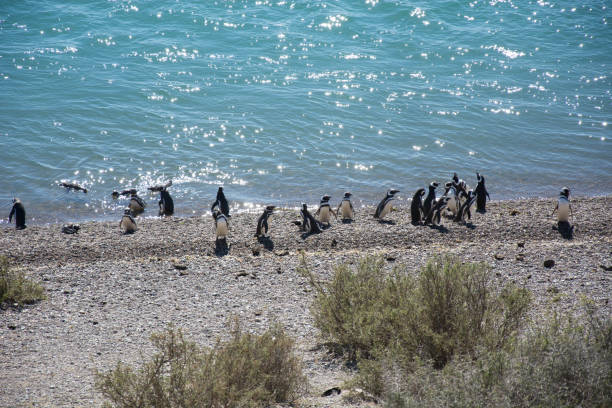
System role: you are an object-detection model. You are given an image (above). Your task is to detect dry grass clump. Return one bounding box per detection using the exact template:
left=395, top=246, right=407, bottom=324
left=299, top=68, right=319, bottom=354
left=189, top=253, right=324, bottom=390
left=96, top=321, right=305, bottom=408
left=0, top=256, right=45, bottom=306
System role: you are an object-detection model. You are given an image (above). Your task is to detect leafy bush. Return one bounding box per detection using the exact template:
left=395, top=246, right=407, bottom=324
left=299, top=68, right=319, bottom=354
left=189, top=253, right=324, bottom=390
left=300, top=254, right=531, bottom=396
left=96, top=321, right=305, bottom=408
left=0, top=256, right=45, bottom=306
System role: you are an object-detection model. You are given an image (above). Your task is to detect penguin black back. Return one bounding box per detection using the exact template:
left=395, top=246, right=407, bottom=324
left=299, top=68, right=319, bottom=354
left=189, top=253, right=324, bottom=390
left=255, top=205, right=275, bottom=237
left=301, top=204, right=322, bottom=234
left=212, top=187, right=230, bottom=217
left=9, top=198, right=26, bottom=230
left=422, top=182, right=438, bottom=218
left=159, top=189, right=174, bottom=216
left=474, top=173, right=490, bottom=212
left=411, top=188, right=425, bottom=225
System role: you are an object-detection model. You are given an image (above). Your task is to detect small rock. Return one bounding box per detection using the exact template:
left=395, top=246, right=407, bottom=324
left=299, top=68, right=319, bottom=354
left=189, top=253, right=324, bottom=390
left=7, top=324, right=17, bottom=330
left=510, top=209, right=520, bottom=216
left=527, top=274, right=532, bottom=279
left=276, top=267, right=282, bottom=274
left=515, top=254, right=525, bottom=261
left=92, top=321, right=98, bottom=325
left=600, top=265, right=612, bottom=271
left=517, top=242, right=525, bottom=248
left=235, top=271, right=248, bottom=279
left=254, top=310, right=262, bottom=316
left=331, top=239, right=338, bottom=248
left=322, top=387, right=341, bottom=397
left=274, top=250, right=289, bottom=257
left=544, top=259, right=555, bottom=268
left=173, top=264, right=187, bottom=271
left=386, top=256, right=396, bottom=262
left=494, top=253, right=504, bottom=260
left=178, top=270, right=188, bottom=276
left=252, top=248, right=260, bottom=256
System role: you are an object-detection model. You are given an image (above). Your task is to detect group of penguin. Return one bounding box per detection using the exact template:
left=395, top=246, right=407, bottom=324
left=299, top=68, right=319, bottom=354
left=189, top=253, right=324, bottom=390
left=7, top=173, right=575, bottom=243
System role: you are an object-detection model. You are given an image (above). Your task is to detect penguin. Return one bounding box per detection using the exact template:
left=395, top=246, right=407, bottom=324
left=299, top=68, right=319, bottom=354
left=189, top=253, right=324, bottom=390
left=8, top=198, right=26, bottom=230
left=111, top=191, right=120, bottom=199
left=60, top=182, right=87, bottom=193
left=422, top=182, right=439, bottom=219
left=158, top=189, right=174, bottom=216
left=374, top=189, right=399, bottom=220
left=454, top=190, right=477, bottom=223
left=443, top=182, right=459, bottom=217
left=410, top=188, right=425, bottom=225
left=211, top=187, right=230, bottom=217
left=119, top=208, right=137, bottom=234
left=424, top=197, right=450, bottom=225
left=474, top=173, right=490, bottom=212
left=255, top=206, right=275, bottom=238
left=213, top=209, right=229, bottom=241
left=128, top=192, right=146, bottom=216
left=61, top=224, right=80, bottom=234
left=552, top=187, right=572, bottom=222
left=301, top=203, right=322, bottom=234
left=336, top=192, right=354, bottom=221
left=315, top=195, right=336, bottom=226
left=452, top=172, right=459, bottom=184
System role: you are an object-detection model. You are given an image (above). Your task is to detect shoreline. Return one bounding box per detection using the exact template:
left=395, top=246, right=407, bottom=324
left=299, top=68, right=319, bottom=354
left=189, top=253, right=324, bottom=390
left=1, top=196, right=610, bottom=407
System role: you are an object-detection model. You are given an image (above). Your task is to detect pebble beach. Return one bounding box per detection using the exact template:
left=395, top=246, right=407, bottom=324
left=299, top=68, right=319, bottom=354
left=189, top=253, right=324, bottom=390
left=1, top=196, right=611, bottom=407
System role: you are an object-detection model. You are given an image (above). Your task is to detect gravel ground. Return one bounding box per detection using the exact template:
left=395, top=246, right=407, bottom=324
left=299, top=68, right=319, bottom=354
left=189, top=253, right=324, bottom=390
left=1, top=196, right=611, bottom=407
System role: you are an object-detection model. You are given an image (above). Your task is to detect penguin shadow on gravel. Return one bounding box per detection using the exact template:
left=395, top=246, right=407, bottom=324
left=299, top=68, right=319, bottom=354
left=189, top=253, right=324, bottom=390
left=215, top=238, right=229, bottom=256
left=377, top=219, right=396, bottom=225
left=428, top=224, right=449, bottom=233
left=555, top=221, right=574, bottom=240
left=257, top=235, right=274, bottom=250
left=341, top=218, right=353, bottom=224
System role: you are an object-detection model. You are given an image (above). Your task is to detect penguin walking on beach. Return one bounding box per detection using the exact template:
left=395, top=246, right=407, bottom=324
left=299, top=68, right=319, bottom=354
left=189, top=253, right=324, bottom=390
left=443, top=182, right=459, bottom=218
left=552, top=187, right=572, bottom=222
left=424, top=197, right=450, bottom=226
left=411, top=188, right=425, bottom=225
left=474, top=173, right=490, bottom=213
left=211, top=187, right=230, bottom=217
left=128, top=191, right=146, bottom=216
left=300, top=203, right=322, bottom=234
left=374, top=189, right=399, bottom=220
left=454, top=190, right=477, bottom=223
left=336, top=192, right=354, bottom=221
left=422, top=182, right=439, bottom=219
left=255, top=206, right=275, bottom=238
left=8, top=198, right=26, bottom=230
left=149, top=181, right=174, bottom=216
left=119, top=208, right=137, bottom=234
left=213, top=209, right=229, bottom=242
left=315, top=195, right=336, bottom=226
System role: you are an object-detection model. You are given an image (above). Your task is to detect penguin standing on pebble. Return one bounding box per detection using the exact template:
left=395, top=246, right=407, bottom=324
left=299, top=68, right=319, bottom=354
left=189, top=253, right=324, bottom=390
left=8, top=198, right=26, bottom=230
left=211, top=187, right=230, bottom=217
left=474, top=173, right=490, bottom=213
left=374, top=189, right=399, bottom=220
left=411, top=188, right=425, bottom=225
left=424, top=197, right=450, bottom=226
left=119, top=208, right=137, bottom=234
left=255, top=206, right=275, bottom=238
left=454, top=190, right=477, bottom=223
left=336, top=192, right=354, bottom=221
left=552, top=187, right=572, bottom=222
left=213, top=209, right=229, bottom=242
left=300, top=203, right=322, bottom=234
left=315, top=195, right=336, bottom=226
left=422, top=182, right=439, bottom=219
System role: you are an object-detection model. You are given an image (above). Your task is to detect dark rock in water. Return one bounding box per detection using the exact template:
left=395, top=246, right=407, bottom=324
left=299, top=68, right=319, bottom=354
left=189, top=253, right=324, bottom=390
left=544, top=259, right=555, bottom=268
left=322, top=387, right=341, bottom=397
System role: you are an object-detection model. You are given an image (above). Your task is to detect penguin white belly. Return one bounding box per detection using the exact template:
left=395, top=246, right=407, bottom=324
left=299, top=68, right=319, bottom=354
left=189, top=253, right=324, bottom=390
left=447, top=196, right=457, bottom=215
left=319, top=206, right=331, bottom=224
left=120, top=217, right=137, bottom=233
left=340, top=201, right=353, bottom=219
left=379, top=200, right=394, bottom=219
left=129, top=199, right=144, bottom=214
left=216, top=219, right=228, bottom=239
left=557, top=200, right=570, bottom=222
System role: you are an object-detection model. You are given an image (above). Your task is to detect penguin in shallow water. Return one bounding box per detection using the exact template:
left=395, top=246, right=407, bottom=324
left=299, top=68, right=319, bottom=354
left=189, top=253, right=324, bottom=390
left=255, top=206, right=275, bottom=238
left=60, top=182, right=87, bottom=193
left=552, top=187, right=572, bottom=222
left=149, top=181, right=174, bottom=217
left=315, top=195, right=336, bottom=226
left=411, top=188, right=425, bottom=225
left=120, top=208, right=137, bottom=234
left=213, top=209, right=229, bottom=242
left=474, top=173, right=490, bottom=212
left=211, top=187, right=230, bottom=217
left=336, top=192, right=354, bottom=221
left=374, top=189, right=399, bottom=220
left=422, top=182, right=439, bottom=219
left=128, top=191, right=146, bottom=216
left=300, top=203, right=322, bottom=234
left=9, top=198, right=26, bottom=230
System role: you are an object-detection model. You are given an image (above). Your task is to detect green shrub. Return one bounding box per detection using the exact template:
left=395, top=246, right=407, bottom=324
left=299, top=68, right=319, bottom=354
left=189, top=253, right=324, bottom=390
left=0, top=256, right=45, bottom=305
left=300, top=254, right=531, bottom=396
left=96, top=321, right=305, bottom=408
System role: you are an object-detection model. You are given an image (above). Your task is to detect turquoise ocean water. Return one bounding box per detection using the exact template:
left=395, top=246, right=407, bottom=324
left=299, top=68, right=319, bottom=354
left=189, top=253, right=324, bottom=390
left=1, top=0, right=610, bottom=224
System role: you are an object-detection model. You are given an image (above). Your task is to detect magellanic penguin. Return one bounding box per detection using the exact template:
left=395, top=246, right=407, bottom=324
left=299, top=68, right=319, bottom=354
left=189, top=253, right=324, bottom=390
left=148, top=181, right=174, bottom=217
left=60, top=182, right=87, bottom=193
left=211, top=187, right=230, bottom=217
left=374, top=189, right=399, bottom=220
left=422, top=182, right=439, bottom=219
left=336, top=192, right=354, bottom=221
left=552, top=187, right=572, bottom=222
left=9, top=198, right=26, bottom=230
left=128, top=192, right=146, bottom=216
left=454, top=190, right=477, bottom=223
left=425, top=196, right=450, bottom=226
left=120, top=208, right=137, bottom=234
left=315, top=195, right=336, bottom=226
left=474, top=173, right=490, bottom=212
left=213, top=209, right=229, bottom=242
left=410, top=188, right=426, bottom=225
left=301, top=203, right=322, bottom=234
left=255, top=206, right=275, bottom=238
left=443, top=182, right=459, bottom=217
